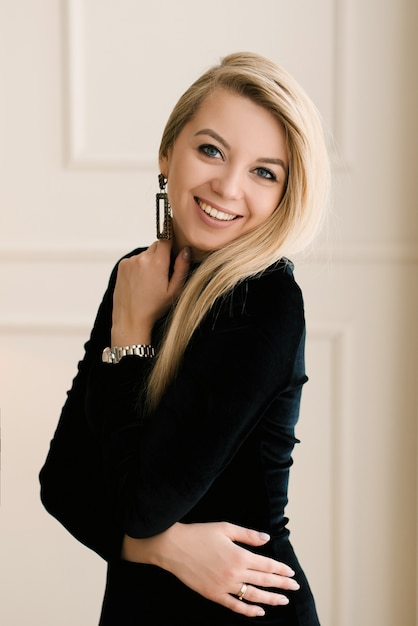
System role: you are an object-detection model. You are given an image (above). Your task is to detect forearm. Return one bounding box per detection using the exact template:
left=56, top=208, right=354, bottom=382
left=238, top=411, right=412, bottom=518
left=121, top=524, right=179, bottom=566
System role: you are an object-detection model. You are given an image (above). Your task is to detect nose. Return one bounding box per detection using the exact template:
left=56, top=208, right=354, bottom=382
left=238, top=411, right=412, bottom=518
left=211, top=166, right=244, bottom=201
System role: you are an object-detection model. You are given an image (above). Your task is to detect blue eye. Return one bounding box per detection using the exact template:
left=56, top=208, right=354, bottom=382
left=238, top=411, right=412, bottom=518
left=255, top=167, right=276, bottom=181
left=199, top=144, right=223, bottom=159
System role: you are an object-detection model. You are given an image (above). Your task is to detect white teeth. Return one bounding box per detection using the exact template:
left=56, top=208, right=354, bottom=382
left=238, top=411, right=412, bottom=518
left=198, top=200, right=236, bottom=221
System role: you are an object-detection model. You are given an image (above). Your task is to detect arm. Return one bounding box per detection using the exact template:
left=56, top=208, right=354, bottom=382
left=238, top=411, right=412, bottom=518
left=88, top=242, right=305, bottom=615
left=94, top=252, right=306, bottom=538
left=122, top=522, right=299, bottom=617
left=40, top=242, right=303, bottom=617
left=39, top=242, right=190, bottom=559
left=39, top=249, right=144, bottom=561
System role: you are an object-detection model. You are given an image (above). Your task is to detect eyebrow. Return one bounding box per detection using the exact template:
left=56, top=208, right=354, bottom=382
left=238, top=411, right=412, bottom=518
left=194, top=128, right=230, bottom=150
left=194, top=128, right=288, bottom=174
left=256, top=157, right=288, bottom=174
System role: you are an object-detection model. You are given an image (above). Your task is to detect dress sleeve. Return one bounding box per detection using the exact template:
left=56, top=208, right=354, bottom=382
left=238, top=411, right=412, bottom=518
left=39, top=249, right=149, bottom=561
left=89, top=267, right=307, bottom=539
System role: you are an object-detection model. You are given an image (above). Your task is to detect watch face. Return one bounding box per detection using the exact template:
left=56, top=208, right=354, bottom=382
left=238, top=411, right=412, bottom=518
left=102, top=347, right=113, bottom=363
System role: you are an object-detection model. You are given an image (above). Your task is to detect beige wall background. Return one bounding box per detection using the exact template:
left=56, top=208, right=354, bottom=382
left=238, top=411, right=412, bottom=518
left=0, top=1, right=417, bottom=624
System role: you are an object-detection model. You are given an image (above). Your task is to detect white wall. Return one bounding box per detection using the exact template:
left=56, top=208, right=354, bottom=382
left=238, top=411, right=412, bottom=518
left=0, top=1, right=416, bottom=624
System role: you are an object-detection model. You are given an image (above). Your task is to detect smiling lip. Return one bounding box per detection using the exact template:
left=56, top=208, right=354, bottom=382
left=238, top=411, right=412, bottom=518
left=195, top=198, right=241, bottom=223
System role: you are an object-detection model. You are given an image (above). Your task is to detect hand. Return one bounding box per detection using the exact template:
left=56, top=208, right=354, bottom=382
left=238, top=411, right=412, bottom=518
left=111, top=240, right=191, bottom=345
left=122, top=522, right=299, bottom=618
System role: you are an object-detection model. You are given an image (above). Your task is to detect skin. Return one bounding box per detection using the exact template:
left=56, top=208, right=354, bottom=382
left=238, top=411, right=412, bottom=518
left=111, top=90, right=299, bottom=618
left=162, top=88, right=288, bottom=261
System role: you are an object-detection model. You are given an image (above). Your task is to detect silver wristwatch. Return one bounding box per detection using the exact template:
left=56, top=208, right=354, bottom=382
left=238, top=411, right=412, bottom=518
left=102, top=344, right=155, bottom=364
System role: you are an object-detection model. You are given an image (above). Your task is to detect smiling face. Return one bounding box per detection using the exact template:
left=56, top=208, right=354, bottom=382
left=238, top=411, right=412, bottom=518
left=160, top=89, right=289, bottom=260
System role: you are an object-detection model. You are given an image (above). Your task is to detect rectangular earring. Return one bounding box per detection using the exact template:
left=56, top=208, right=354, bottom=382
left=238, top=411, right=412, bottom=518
left=156, top=174, right=171, bottom=240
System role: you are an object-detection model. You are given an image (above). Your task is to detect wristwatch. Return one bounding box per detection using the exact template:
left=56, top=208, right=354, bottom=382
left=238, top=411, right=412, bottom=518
left=102, top=344, right=155, bottom=364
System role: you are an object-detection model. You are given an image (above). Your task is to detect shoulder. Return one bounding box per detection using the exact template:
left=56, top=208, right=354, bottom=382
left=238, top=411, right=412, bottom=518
left=208, top=258, right=305, bottom=344
left=225, top=258, right=303, bottom=320
left=196, top=260, right=306, bottom=382
left=246, top=258, right=302, bottom=311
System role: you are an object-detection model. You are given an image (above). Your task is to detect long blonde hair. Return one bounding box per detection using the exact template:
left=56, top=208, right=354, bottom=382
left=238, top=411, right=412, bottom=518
left=147, top=52, right=330, bottom=410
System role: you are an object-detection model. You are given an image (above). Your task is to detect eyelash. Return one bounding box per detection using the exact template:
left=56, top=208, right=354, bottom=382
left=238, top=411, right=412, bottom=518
left=198, top=144, right=277, bottom=182
left=199, top=144, right=223, bottom=159
left=253, top=167, right=277, bottom=181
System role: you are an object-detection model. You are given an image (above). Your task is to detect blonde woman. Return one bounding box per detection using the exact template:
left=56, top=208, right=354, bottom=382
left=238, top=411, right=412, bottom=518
left=40, top=52, right=330, bottom=625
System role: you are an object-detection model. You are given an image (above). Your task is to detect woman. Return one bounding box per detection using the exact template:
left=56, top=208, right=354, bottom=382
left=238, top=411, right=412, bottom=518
left=40, top=52, right=330, bottom=625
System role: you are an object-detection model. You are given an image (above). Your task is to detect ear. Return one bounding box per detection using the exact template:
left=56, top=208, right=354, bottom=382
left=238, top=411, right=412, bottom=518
left=159, top=154, right=169, bottom=178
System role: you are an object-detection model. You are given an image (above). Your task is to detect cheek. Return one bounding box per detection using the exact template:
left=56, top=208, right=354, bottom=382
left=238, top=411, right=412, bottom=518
left=256, top=194, right=280, bottom=222
left=168, top=163, right=195, bottom=197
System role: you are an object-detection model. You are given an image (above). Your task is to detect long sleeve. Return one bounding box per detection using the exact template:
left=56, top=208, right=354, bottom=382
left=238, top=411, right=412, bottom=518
left=86, top=260, right=307, bottom=539
left=39, top=248, right=147, bottom=561
left=40, top=253, right=307, bottom=557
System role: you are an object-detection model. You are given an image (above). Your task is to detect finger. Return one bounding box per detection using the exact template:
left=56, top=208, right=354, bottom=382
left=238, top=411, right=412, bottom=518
left=210, top=577, right=295, bottom=618
left=221, top=593, right=267, bottom=618
left=221, top=521, right=271, bottom=547
left=222, top=523, right=293, bottom=574
left=140, top=240, right=171, bottom=279
left=234, top=583, right=290, bottom=607
left=148, top=241, right=159, bottom=253
left=168, top=247, right=191, bottom=297
left=246, top=551, right=296, bottom=578
left=244, top=570, right=300, bottom=592
left=219, top=522, right=297, bottom=580
left=153, top=238, right=172, bottom=255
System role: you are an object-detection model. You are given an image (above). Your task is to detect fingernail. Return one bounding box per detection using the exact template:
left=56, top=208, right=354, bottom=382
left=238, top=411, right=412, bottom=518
left=288, top=568, right=295, bottom=576
left=255, top=608, right=265, bottom=617
left=259, top=532, right=270, bottom=541
left=289, top=580, right=300, bottom=590
left=182, top=246, right=191, bottom=261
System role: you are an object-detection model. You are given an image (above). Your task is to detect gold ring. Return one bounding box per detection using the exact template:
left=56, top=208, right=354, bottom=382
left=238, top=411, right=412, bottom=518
left=237, top=583, right=248, bottom=601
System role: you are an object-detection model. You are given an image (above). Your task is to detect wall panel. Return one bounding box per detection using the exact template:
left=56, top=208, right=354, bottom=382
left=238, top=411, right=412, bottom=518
left=65, top=0, right=336, bottom=169
left=0, top=0, right=416, bottom=624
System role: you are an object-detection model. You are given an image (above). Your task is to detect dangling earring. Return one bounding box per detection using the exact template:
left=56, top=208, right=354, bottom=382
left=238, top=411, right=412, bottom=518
left=156, top=174, right=171, bottom=240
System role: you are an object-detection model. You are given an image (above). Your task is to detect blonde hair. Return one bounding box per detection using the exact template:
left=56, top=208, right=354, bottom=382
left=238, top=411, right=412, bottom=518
left=147, top=51, right=330, bottom=410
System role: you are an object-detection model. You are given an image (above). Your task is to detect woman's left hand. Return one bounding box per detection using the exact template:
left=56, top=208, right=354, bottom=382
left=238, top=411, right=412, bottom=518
left=121, top=522, right=299, bottom=618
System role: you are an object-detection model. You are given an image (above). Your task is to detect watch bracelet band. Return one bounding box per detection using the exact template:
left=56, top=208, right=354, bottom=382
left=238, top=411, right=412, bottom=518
left=102, top=344, right=155, bottom=364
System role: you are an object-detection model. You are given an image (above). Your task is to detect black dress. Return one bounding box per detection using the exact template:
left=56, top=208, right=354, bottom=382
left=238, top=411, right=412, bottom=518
left=39, top=249, right=321, bottom=625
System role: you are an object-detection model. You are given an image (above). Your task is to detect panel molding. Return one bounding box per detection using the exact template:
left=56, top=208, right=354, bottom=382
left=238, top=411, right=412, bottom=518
left=64, top=0, right=156, bottom=169
left=64, top=0, right=347, bottom=170
left=0, top=320, right=90, bottom=335
left=1, top=242, right=416, bottom=264
left=309, top=242, right=418, bottom=264
left=0, top=318, right=352, bottom=625
left=331, top=0, right=351, bottom=167
left=307, top=324, right=352, bottom=625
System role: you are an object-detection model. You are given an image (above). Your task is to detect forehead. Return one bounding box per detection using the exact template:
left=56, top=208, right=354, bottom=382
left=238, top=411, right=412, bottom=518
left=182, top=88, right=287, bottom=159
left=192, top=88, right=279, bottom=128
